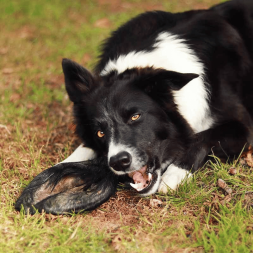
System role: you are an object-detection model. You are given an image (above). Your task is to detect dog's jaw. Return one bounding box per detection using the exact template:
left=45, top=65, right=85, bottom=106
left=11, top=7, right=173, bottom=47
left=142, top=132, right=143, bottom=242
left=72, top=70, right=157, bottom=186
left=128, top=162, right=193, bottom=195
left=137, top=170, right=161, bottom=196
left=128, top=165, right=151, bottom=191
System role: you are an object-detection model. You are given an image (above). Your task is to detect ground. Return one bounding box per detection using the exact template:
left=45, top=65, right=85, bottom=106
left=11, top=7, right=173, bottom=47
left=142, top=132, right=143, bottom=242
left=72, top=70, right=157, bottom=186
left=1, top=0, right=253, bottom=252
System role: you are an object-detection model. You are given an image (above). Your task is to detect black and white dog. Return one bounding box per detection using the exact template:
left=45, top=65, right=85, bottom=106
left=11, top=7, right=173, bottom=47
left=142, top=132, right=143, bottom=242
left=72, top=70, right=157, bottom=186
left=16, top=0, right=253, bottom=214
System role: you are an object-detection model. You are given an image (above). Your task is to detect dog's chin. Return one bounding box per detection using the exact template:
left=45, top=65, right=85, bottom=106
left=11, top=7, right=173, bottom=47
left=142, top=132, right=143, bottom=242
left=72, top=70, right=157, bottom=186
left=128, top=165, right=161, bottom=196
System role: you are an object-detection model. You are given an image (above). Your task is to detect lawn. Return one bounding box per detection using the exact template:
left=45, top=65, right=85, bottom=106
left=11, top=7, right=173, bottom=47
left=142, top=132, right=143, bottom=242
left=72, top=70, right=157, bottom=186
left=1, top=0, right=253, bottom=252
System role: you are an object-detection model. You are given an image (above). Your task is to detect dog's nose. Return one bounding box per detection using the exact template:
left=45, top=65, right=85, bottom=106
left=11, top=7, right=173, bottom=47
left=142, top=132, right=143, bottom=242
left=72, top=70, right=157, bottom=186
left=109, top=151, right=132, bottom=171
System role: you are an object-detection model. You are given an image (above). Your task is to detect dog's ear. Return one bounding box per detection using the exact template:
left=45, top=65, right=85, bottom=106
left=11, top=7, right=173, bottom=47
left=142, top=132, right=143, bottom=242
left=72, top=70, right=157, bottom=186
left=157, top=70, right=199, bottom=91
left=137, top=69, right=199, bottom=93
left=62, top=58, right=96, bottom=103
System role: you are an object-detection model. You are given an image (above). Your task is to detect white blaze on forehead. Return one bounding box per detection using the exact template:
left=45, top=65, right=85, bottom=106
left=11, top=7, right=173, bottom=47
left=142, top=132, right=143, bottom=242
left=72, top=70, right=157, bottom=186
left=108, top=141, right=144, bottom=175
left=100, top=32, right=213, bottom=133
left=158, top=164, right=192, bottom=193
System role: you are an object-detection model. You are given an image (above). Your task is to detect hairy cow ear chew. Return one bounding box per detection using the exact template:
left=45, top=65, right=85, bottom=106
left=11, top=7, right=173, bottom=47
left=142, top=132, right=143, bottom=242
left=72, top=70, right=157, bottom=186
left=15, top=157, right=119, bottom=215
left=62, top=58, right=95, bottom=103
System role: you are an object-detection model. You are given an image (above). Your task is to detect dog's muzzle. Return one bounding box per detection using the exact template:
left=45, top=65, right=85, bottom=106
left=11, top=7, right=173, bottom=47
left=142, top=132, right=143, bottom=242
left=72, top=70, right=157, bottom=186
left=109, top=151, right=132, bottom=171
left=109, top=152, right=161, bottom=195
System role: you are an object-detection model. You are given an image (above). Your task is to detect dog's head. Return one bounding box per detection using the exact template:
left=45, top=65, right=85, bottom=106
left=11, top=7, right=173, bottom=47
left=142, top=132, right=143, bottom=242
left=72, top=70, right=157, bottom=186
left=62, top=59, right=198, bottom=195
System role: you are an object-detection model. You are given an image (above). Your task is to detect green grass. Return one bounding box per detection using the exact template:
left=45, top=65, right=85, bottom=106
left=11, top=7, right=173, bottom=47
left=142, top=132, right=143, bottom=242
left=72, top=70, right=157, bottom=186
left=2, top=0, right=253, bottom=252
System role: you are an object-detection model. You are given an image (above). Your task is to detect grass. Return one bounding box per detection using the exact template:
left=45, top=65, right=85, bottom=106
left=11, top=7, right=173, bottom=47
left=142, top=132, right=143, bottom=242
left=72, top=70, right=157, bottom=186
left=1, top=0, right=253, bottom=252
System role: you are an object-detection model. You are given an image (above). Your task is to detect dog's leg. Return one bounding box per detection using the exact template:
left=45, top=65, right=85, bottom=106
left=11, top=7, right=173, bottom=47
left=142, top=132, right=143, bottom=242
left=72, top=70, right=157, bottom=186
left=158, top=164, right=192, bottom=193
left=60, top=144, right=97, bottom=163
left=159, top=120, right=251, bottom=194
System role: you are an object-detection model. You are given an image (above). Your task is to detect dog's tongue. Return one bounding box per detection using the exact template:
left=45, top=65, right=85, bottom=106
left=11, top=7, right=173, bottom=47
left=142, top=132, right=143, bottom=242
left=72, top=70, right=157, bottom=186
left=128, top=165, right=152, bottom=191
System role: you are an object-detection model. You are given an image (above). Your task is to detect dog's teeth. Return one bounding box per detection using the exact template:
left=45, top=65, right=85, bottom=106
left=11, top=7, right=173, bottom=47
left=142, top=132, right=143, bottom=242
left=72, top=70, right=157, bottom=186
left=130, top=183, right=143, bottom=191
left=130, top=183, right=138, bottom=189
left=148, top=173, right=152, bottom=181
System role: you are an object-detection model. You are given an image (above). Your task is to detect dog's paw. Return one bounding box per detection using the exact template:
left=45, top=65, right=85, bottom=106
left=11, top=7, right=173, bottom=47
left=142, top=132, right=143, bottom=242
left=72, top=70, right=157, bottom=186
left=158, top=164, right=192, bottom=194
left=15, top=157, right=118, bottom=214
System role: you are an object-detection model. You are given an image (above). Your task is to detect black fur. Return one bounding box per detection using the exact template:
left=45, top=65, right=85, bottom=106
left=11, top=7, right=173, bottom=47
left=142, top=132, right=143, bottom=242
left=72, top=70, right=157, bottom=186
left=15, top=157, right=118, bottom=214
left=16, top=0, right=253, bottom=214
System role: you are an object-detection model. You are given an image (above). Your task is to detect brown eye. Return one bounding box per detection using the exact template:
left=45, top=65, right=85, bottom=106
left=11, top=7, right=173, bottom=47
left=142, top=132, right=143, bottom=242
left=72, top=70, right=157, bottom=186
left=97, top=130, right=105, bottom=138
left=131, top=114, right=140, bottom=121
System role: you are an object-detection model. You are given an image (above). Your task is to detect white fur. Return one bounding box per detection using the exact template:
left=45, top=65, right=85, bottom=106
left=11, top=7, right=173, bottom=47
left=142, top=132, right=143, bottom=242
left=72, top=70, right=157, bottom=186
left=60, top=144, right=97, bottom=163
left=108, top=141, right=145, bottom=175
left=161, top=160, right=172, bottom=171
left=158, top=164, right=192, bottom=193
left=101, top=32, right=213, bottom=133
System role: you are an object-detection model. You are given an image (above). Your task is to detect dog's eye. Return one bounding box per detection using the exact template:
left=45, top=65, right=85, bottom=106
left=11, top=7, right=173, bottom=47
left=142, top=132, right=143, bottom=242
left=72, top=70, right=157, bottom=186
left=131, top=114, right=140, bottom=121
left=97, top=130, right=105, bottom=138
